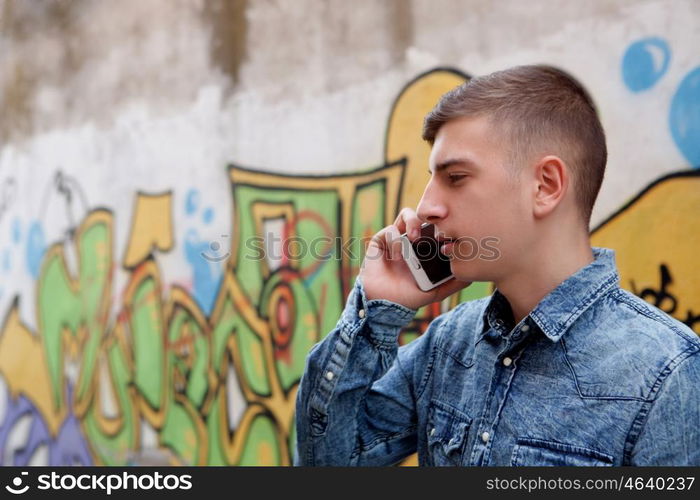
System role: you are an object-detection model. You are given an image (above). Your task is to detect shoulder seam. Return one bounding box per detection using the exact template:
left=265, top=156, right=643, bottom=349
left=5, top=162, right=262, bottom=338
left=611, top=288, right=700, bottom=347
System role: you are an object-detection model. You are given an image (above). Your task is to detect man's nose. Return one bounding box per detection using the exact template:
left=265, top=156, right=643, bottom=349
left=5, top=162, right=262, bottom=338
left=416, top=186, right=448, bottom=223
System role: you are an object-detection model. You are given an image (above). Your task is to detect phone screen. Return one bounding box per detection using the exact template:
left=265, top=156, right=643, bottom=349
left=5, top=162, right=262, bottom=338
left=412, top=223, right=453, bottom=284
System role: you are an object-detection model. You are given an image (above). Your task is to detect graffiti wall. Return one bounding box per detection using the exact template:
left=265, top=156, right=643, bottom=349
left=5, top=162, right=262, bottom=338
left=0, top=0, right=698, bottom=466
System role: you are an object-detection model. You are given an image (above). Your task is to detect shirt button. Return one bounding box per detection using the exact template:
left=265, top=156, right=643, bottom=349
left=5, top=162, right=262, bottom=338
left=485, top=329, right=501, bottom=343
left=325, top=371, right=334, bottom=381
left=430, top=428, right=436, bottom=437
left=502, top=357, right=512, bottom=367
left=481, top=431, right=490, bottom=443
left=358, top=308, right=365, bottom=319
left=521, top=324, right=530, bottom=333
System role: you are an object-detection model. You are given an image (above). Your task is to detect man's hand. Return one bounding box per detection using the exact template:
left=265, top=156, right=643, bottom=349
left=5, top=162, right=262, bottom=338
left=359, top=207, right=471, bottom=311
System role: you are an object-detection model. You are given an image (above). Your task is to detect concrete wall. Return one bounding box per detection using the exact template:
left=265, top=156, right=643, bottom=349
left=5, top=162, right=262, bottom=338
left=0, top=0, right=698, bottom=465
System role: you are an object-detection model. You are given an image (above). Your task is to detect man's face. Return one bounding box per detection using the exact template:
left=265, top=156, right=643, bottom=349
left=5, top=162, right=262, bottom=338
left=417, top=115, right=533, bottom=283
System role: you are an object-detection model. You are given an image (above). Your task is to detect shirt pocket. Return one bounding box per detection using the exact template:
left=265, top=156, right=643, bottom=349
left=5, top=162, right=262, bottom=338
left=511, top=438, right=614, bottom=466
left=426, top=400, right=472, bottom=466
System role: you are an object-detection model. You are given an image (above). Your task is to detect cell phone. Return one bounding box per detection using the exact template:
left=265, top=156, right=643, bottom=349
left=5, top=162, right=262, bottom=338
left=400, top=222, right=455, bottom=291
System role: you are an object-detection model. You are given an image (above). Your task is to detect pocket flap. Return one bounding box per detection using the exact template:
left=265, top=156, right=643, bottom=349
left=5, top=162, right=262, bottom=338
left=512, top=438, right=614, bottom=466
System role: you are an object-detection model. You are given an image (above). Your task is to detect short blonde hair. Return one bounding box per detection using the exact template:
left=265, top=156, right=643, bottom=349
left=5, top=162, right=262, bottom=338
left=423, top=65, right=607, bottom=227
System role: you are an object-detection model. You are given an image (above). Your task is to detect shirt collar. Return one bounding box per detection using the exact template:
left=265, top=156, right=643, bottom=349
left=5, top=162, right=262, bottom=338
left=480, top=247, right=620, bottom=343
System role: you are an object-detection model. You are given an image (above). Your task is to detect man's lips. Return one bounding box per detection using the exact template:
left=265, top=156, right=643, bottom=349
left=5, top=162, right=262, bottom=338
left=440, top=240, right=455, bottom=255
left=434, top=233, right=455, bottom=254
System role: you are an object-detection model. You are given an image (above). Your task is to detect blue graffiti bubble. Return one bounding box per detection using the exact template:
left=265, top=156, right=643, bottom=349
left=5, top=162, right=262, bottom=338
left=184, top=229, right=224, bottom=315
left=185, top=189, right=200, bottom=215
left=26, top=221, right=46, bottom=278
left=12, top=218, right=21, bottom=244
left=202, top=207, right=214, bottom=225
left=622, top=37, right=671, bottom=92
left=670, top=66, right=700, bottom=168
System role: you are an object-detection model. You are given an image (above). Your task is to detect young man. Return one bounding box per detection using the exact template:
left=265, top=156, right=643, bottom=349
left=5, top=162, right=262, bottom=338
left=294, top=65, right=700, bottom=466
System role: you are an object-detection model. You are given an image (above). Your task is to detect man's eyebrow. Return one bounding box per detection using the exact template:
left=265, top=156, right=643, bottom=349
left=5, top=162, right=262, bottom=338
left=427, top=158, right=479, bottom=175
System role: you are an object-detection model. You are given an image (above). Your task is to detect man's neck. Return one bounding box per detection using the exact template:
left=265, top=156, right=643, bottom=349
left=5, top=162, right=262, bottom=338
left=494, top=237, right=594, bottom=325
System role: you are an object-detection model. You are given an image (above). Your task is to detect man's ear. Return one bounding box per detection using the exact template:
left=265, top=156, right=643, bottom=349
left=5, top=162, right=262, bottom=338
left=532, top=155, right=568, bottom=219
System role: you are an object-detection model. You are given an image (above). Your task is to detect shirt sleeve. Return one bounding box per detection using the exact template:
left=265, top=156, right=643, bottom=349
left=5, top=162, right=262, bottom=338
left=293, top=275, right=443, bottom=466
left=629, top=350, right=700, bottom=465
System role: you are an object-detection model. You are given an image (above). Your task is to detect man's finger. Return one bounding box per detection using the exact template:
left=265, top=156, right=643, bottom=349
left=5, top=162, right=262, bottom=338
left=394, top=207, right=422, bottom=240
left=386, top=225, right=404, bottom=261
left=393, top=208, right=409, bottom=234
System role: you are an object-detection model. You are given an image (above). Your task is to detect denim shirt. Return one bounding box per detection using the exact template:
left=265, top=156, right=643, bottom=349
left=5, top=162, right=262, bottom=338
left=294, top=247, right=700, bottom=466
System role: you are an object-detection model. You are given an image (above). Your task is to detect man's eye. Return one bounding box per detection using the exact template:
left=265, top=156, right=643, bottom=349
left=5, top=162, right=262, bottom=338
left=448, top=174, right=466, bottom=183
